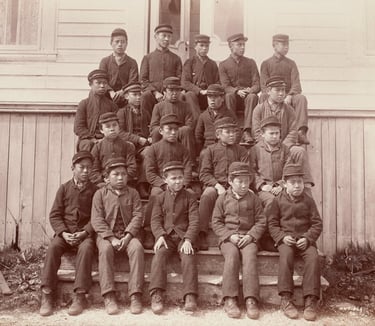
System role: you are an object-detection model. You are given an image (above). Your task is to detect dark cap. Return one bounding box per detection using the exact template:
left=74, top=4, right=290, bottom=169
left=160, top=113, right=182, bottom=127
left=99, top=112, right=119, bottom=124
left=104, top=157, right=127, bottom=172
left=154, top=24, right=173, bottom=34
left=162, top=161, right=184, bottom=174
left=87, top=69, right=108, bottom=82
left=111, top=28, right=128, bottom=39
left=214, top=117, right=238, bottom=130
left=283, top=164, right=305, bottom=178
left=122, top=82, right=142, bottom=93
left=194, top=34, right=210, bottom=43
left=206, top=84, right=225, bottom=96
left=265, top=76, right=287, bottom=88
left=72, top=151, right=93, bottom=165
left=273, top=34, right=289, bottom=43
left=227, top=33, right=248, bottom=43
left=163, top=76, right=183, bottom=89
left=228, top=162, right=251, bottom=176
left=260, top=116, right=281, bottom=129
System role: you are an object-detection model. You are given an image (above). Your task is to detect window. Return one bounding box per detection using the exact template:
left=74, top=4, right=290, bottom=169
left=213, top=0, right=244, bottom=41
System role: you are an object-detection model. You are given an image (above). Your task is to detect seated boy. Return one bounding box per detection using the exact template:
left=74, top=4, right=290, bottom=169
left=198, top=117, right=249, bottom=250
left=90, top=112, right=137, bottom=186
left=40, top=151, right=97, bottom=316
left=268, top=164, right=323, bottom=321
left=91, top=157, right=144, bottom=315
left=74, top=69, right=118, bottom=151
left=149, top=161, right=199, bottom=314
left=212, top=162, right=266, bottom=319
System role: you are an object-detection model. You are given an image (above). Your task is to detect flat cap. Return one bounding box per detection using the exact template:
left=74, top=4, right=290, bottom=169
left=154, top=24, right=173, bottom=34
left=206, top=84, right=225, bottom=96
left=122, top=82, right=142, bottom=93
left=99, top=112, right=119, bottom=124
left=214, top=117, right=238, bottom=130
left=163, top=76, right=183, bottom=89
left=104, top=157, right=127, bottom=172
left=265, top=75, right=287, bottom=88
left=228, top=162, right=251, bottom=176
left=260, top=115, right=281, bottom=129
left=227, top=33, right=248, bottom=43
left=160, top=113, right=182, bottom=127
left=283, top=163, right=305, bottom=178
left=162, top=161, right=184, bottom=174
left=111, top=28, right=128, bottom=39
left=273, top=34, right=289, bottom=42
left=87, top=69, right=108, bottom=82
left=194, top=34, right=210, bottom=43
left=72, top=151, right=93, bottom=165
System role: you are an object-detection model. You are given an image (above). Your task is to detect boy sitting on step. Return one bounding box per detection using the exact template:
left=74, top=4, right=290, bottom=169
left=212, top=162, right=266, bottom=320
left=149, top=161, right=199, bottom=314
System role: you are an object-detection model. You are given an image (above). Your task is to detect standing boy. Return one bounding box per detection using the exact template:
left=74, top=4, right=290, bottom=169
left=40, top=151, right=97, bottom=317
left=140, top=24, right=182, bottom=114
left=212, top=162, right=266, bottom=320
left=149, top=161, right=199, bottom=314
left=91, top=157, right=144, bottom=315
left=268, top=164, right=322, bottom=321
left=74, top=69, right=118, bottom=151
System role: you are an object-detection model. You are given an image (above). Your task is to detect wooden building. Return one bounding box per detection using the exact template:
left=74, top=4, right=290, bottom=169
left=0, top=0, right=374, bottom=256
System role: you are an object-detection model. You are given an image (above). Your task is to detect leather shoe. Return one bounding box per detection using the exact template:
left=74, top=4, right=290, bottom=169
left=224, top=297, right=241, bottom=318
left=184, top=294, right=197, bottom=312
left=103, top=291, right=119, bottom=315
left=245, top=297, right=259, bottom=319
left=151, top=290, right=164, bottom=315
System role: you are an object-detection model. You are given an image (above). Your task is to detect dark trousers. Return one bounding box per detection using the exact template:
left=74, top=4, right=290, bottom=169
left=277, top=244, right=321, bottom=298
left=140, top=90, right=158, bottom=116
left=220, top=241, right=260, bottom=301
left=41, top=236, right=95, bottom=292
left=149, top=233, right=198, bottom=298
left=198, top=186, right=218, bottom=234
left=183, top=91, right=207, bottom=127
left=227, top=93, right=258, bottom=129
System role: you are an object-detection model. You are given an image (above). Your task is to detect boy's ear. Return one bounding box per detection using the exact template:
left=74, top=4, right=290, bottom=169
left=215, top=129, right=221, bottom=139
left=123, top=92, right=129, bottom=100
left=71, top=164, right=75, bottom=171
left=159, top=127, right=163, bottom=135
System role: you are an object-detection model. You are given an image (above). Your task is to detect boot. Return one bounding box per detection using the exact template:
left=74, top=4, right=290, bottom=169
left=68, top=291, right=87, bottom=316
left=245, top=297, right=260, bottom=320
left=184, top=293, right=197, bottom=312
left=151, top=289, right=164, bottom=315
left=103, top=291, right=119, bottom=315
left=137, top=182, right=149, bottom=199
left=130, top=293, right=143, bottom=314
left=39, top=291, right=54, bottom=316
left=199, top=231, right=209, bottom=251
left=298, top=129, right=310, bottom=145
left=280, top=292, right=298, bottom=319
left=304, top=295, right=318, bottom=321
left=224, top=297, right=241, bottom=318
left=240, top=130, right=255, bottom=146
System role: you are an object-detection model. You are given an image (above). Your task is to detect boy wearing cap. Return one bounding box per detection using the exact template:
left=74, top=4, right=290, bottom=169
left=149, top=161, right=199, bottom=314
left=268, top=163, right=322, bottom=321
left=140, top=24, right=182, bottom=115
left=90, top=112, right=137, bottom=186
left=99, top=28, right=139, bottom=106
left=91, top=157, right=144, bottom=315
left=74, top=69, right=118, bottom=152
left=219, top=33, right=260, bottom=143
left=260, top=34, right=309, bottom=144
left=182, top=34, right=220, bottom=122
left=40, top=151, right=97, bottom=317
left=195, top=84, right=237, bottom=153
left=198, top=117, right=249, bottom=250
left=212, top=161, right=266, bottom=320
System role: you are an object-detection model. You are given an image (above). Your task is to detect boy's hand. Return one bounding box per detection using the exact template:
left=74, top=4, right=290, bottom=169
left=271, top=185, right=283, bottom=196
left=237, top=234, right=252, bottom=249
left=284, top=95, right=292, bottom=105
left=180, top=239, right=194, bottom=255
left=283, top=235, right=296, bottom=247
left=138, top=137, right=148, bottom=146
left=296, top=237, right=308, bottom=250
left=261, top=184, right=272, bottom=192
left=109, top=237, right=122, bottom=250
left=229, top=234, right=241, bottom=245
left=215, top=183, right=226, bottom=195
left=112, top=90, right=124, bottom=102
left=117, top=234, right=132, bottom=252
left=154, top=91, right=164, bottom=102
left=199, top=89, right=207, bottom=95
left=237, top=89, right=248, bottom=98
left=62, top=232, right=78, bottom=246
left=154, top=236, right=168, bottom=252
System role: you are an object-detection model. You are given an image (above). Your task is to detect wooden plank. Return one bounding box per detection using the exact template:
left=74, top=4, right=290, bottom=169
left=47, top=62, right=97, bottom=76
left=19, top=115, right=36, bottom=249
left=303, top=81, right=373, bottom=95
left=0, top=63, right=48, bottom=76
left=350, top=119, right=365, bottom=246
left=288, top=53, right=347, bottom=67
left=290, top=40, right=346, bottom=55
left=0, top=113, right=10, bottom=248
left=278, top=27, right=346, bottom=41
left=307, top=94, right=375, bottom=110
left=320, top=118, right=337, bottom=255
left=335, top=119, right=352, bottom=249
left=58, top=9, right=126, bottom=23
left=58, top=0, right=131, bottom=10
left=58, top=23, right=127, bottom=37
left=60, top=114, right=76, bottom=182
left=58, top=36, right=109, bottom=50
left=300, top=67, right=375, bottom=82
left=276, top=13, right=345, bottom=28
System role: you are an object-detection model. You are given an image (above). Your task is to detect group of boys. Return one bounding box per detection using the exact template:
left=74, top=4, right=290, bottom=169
left=39, top=24, right=323, bottom=322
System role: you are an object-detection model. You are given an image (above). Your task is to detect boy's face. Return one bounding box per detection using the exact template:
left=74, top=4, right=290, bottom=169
left=262, top=125, right=281, bottom=146
left=273, top=41, right=289, bottom=56
left=267, top=86, right=286, bottom=103
left=164, top=87, right=181, bottom=102
left=111, top=35, right=127, bottom=55
left=72, top=158, right=93, bottom=183
left=155, top=32, right=172, bottom=49
left=124, top=91, right=141, bottom=107
left=164, top=169, right=184, bottom=192
left=285, top=176, right=304, bottom=197
left=195, top=42, right=209, bottom=57
left=207, top=94, right=224, bottom=110
left=108, top=166, right=128, bottom=189
left=90, top=78, right=108, bottom=96
left=100, top=120, right=120, bottom=139
left=229, top=175, right=250, bottom=196
left=216, top=127, right=237, bottom=145
left=159, top=124, right=179, bottom=142
left=229, top=41, right=246, bottom=56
